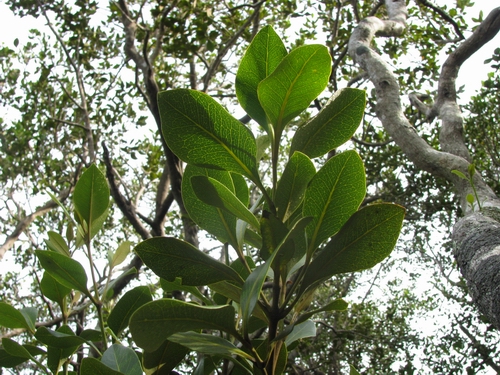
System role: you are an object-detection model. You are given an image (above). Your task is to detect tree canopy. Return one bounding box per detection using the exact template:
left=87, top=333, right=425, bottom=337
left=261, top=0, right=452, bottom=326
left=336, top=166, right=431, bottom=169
left=1, top=1, right=500, bottom=374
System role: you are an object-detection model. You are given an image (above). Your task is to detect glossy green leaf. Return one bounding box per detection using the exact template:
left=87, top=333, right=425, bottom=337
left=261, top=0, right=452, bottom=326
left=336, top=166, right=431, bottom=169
left=73, top=164, right=110, bottom=230
left=19, top=307, right=37, bottom=333
left=46, top=325, right=81, bottom=373
left=35, top=250, right=90, bottom=297
left=236, top=25, right=287, bottom=132
left=143, top=339, right=189, bottom=375
left=159, top=89, right=259, bottom=181
left=303, top=150, right=366, bottom=254
left=301, top=203, right=405, bottom=290
left=275, top=151, right=316, bottom=221
left=35, top=326, right=86, bottom=348
left=284, top=320, right=316, bottom=347
left=169, top=332, right=254, bottom=361
left=258, top=44, right=331, bottom=137
left=134, top=237, right=242, bottom=286
left=1, top=338, right=32, bottom=360
left=183, top=165, right=243, bottom=250
left=0, top=302, right=34, bottom=333
left=81, top=358, right=124, bottom=375
left=129, top=299, right=238, bottom=352
left=40, top=271, right=71, bottom=306
left=290, top=88, right=366, bottom=158
left=45, top=231, right=70, bottom=256
left=191, top=175, right=259, bottom=229
left=107, top=286, right=152, bottom=336
left=101, top=344, right=142, bottom=375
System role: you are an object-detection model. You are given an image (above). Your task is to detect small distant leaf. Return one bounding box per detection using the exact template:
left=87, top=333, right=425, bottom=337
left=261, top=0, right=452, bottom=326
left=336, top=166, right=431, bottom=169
left=73, top=164, right=110, bottom=230
left=0, top=303, right=34, bottom=333
left=451, top=169, right=467, bottom=180
left=80, top=358, right=124, bottom=375
left=159, top=89, right=259, bottom=182
left=303, top=150, right=366, bottom=253
left=134, top=237, right=242, bottom=286
left=110, top=241, right=131, bottom=269
left=107, top=286, right=153, bottom=337
left=168, top=332, right=254, bottom=361
left=295, top=299, right=348, bottom=325
left=129, top=299, right=238, bottom=352
left=101, top=344, right=142, bottom=375
left=258, top=44, right=331, bottom=137
left=236, top=25, right=288, bottom=132
left=301, top=203, right=405, bottom=291
left=45, top=231, right=70, bottom=256
left=40, top=272, right=71, bottom=307
left=191, top=175, right=260, bottom=229
left=290, top=88, right=366, bottom=158
left=275, top=151, right=316, bottom=221
left=35, top=250, right=90, bottom=297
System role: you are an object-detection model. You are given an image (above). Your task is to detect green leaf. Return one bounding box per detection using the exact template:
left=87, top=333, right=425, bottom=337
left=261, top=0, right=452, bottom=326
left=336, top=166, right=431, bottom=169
left=101, top=344, right=142, bottom=375
left=258, top=44, right=332, bottom=137
left=110, top=241, right=131, bottom=269
left=191, top=175, right=260, bottom=229
left=295, top=299, right=348, bottom=325
left=129, top=299, right=238, bottom=352
left=0, top=348, right=28, bottom=368
left=161, top=278, right=212, bottom=305
left=275, top=151, right=316, bottom=221
left=35, top=250, right=90, bottom=297
left=0, top=302, right=35, bottom=333
left=168, top=332, right=254, bottom=361
left=350, top=365, right=362, bottom=375
left=134, top=237, right=242, bottom=286
left=290, top=88, right=366, bottom=158
left=107, top=286, right=153, bottom=337
left=35, top=326, right=87, bottom=348
left=46, top=325, right=82, bottom=373
left=40, top=271, right=71, bottom=307
left=183, top=165, right=242, bottom=250
left=236, top=25, right=287, bottom=132
left=159, top=89, right=259, bottom=181
left=301, top=203, right=405, bottom=290
left=451, top=169, right=467, bottom=180
left=45, top=231, right=70, bottom=256
left=1, top=338, right=32, bottom=360
left=284, top=320, right=316, bottom=347
left=143, top=339, right=189, bottom=375
left=303, top=150, right=366, bottom=254
left=81, top=358, right=124, bottom=375
left=73, top=164, right=110, bottom=233
left=19, top=307, right=37, bottom=333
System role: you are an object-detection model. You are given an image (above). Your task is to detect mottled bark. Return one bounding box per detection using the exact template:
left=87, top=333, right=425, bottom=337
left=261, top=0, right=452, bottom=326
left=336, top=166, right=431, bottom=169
left=348, top=2, right=500, bottom=328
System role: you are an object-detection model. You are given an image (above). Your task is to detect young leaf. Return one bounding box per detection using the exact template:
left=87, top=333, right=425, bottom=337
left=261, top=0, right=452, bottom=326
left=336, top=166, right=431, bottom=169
left=301, top=203, right=405, bottom=291
left=101, top=344, right=142, bottom=375
left=451, top=169, right=467, bottom=180
left=0, top=303, right=35, bottom=333
left=73, top=164, right=110, bottom=232
left=191, top=175, right=260, bottom=229
left=35, top=250, right=91, bottom=297
left=183, top=165, right=243, bottom=250
left=290, top=88, right=366, bottom=158
left=303, top=150, right=366, bottom=254
left=80, top=357, right=124, bottom=375
left=134, top=237, right=242, bottom=286
left=129, top=299, right=238, bottom=352
left=275, top=151, right=316, bottom=221
left=159, top=89, right=259, bottom=182
left=45, top=231, right=70, bottom=256
left=168, top=332, right=254, bottom=361
left=236, top=25, right=288, bottom=133
left=107, top=286, right=153, bottom=337
left=110, top=241, right=131, bottom=269
left=258, top=44, right=332, bottom=137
